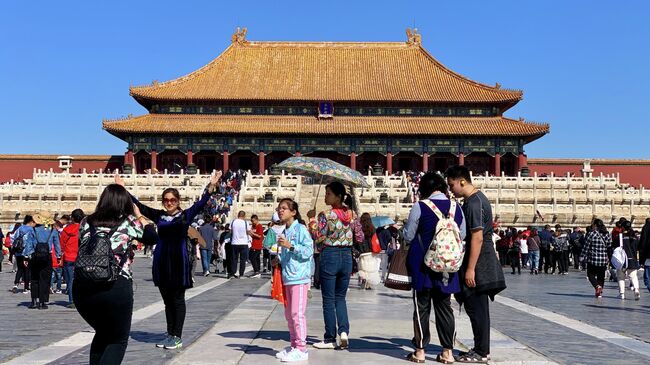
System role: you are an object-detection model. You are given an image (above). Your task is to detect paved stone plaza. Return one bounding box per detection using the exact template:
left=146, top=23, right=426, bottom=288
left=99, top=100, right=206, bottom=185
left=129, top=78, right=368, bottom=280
left=1, top=257, right=649, bottom=365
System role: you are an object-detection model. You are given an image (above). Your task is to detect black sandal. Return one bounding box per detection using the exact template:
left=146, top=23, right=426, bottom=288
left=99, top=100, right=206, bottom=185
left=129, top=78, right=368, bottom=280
left=406, top=352, right=426, bottom=363
left=455, top=350, right=488, bottom=363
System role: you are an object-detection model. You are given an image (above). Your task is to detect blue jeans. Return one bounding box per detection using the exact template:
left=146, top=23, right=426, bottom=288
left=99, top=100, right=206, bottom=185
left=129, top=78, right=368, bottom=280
left=51, top=267, right=63, bottom=291
left=319, top=247, right=353, bottom=342
left=528, top=251, right=540, bottom=271
left=200, top=249, right=210, bottom=273
left=63, top=261, right=75, bottom=303
left=644, top=265, right=650, bottom=293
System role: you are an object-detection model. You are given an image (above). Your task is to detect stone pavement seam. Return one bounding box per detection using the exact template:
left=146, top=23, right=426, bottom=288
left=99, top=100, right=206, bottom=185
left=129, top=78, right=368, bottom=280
left=168, top=281, right=277, bottom=365
left=2, top=276, right=232, bottom=365
left=495, top=295, right=650, bottom=358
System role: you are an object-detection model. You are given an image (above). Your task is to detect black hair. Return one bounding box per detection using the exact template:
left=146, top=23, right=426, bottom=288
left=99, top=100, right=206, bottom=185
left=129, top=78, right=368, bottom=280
left=23, top=215, right=34, bottom=225
left=418, top=172, right=448, bottom=198
left=592, top=218, right=608, bottom=235
left=88, top=184, right=135, bottom=228
left=10, top=223, right=22, bottom=234
left=325, top=181, right=356, bottom=211
left=238, top=210, right=246, bottom=218
left=70, top=209, right=85, bottom=224
left=445, top=165, right=472, bottom=183
left=278, top=198, right=303, bottom=224
left=360, top=212, right=375, bottom=239
left=622, top=220, right=634, bottom=237
left=251, top=214, right=259, bottom=220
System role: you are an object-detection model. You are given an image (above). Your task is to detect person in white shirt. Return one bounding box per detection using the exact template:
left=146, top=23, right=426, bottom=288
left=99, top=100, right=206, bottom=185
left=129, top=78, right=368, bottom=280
left=230, top=210, right=251, bottom=278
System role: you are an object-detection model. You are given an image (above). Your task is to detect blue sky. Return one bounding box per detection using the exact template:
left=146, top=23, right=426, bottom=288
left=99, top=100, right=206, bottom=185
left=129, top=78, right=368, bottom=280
left=1, top=0, right=648, bottom=158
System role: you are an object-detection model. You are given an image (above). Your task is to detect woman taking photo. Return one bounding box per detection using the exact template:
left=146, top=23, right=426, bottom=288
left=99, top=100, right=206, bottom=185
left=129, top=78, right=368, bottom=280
left=310, top=181, right=363, bottom=350
left=74, top=184, right=157, bottom=364
left=581, top=218, right=611, bottom=298
left=115, top=171, right=221, bottom=350
left=403, top=172, right=466, bottom=364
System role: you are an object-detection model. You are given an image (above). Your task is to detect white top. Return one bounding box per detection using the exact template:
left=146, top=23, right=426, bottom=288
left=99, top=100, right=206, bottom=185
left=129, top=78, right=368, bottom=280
left=520, top=239, right=528, bottom=254
left=231, top=218, right=250, bottom=246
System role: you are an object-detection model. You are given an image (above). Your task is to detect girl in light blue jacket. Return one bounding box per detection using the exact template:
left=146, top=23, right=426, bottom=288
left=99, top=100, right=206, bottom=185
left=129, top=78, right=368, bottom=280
left=267, top=198, right=313, bottom=362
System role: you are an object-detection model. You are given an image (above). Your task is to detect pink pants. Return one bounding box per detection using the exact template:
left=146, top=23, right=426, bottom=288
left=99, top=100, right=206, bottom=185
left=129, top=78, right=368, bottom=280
left=283, top=283, right=310, bottom=351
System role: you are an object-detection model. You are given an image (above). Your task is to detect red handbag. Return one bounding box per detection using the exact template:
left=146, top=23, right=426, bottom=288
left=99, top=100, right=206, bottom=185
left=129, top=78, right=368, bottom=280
left=271, top=266, right=286, bottom=306
left=371, top=233, right=381, bottom=254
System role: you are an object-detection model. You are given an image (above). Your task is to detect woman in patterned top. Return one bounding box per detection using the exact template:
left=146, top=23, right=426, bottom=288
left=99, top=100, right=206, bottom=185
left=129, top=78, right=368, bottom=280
left=311, top=181, right=363, bottom=350
left=115, top=171, right=221, bottom=350
left=581, top=218, right=611, bottom=298
left=73, top=184, right=157, bottom=365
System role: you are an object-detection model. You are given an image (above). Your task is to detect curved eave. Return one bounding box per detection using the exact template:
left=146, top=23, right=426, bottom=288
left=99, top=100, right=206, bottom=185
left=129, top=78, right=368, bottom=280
left=128, top=40, right=524, bottom=106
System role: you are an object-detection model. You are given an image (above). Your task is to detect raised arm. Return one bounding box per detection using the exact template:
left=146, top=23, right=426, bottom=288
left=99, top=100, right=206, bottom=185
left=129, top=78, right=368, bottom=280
left=184, top=171, right=222, bottom=222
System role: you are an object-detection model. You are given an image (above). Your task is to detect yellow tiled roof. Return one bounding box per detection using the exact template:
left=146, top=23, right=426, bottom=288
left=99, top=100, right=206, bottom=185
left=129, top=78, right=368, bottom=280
left=129, top=33, right=522, bottom=104
left=103, top=114, right=548, bottom=140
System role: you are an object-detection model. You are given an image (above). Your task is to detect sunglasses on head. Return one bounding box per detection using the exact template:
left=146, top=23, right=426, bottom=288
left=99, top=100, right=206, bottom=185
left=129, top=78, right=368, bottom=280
left=163, top=198, right=178, bottom=204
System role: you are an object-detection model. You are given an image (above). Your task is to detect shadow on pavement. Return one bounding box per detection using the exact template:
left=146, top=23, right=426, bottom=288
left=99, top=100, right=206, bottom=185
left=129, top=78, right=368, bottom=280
left=130, top=331, right=166, bottom=344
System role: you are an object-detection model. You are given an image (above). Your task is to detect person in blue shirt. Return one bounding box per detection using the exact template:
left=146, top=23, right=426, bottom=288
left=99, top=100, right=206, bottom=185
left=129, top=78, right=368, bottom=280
left=22, top=213, right=60, bottom=309
left=11, top=216, right=36, bottom=293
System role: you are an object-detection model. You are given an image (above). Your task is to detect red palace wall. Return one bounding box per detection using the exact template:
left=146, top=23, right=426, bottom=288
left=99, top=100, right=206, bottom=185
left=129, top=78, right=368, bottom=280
left=529, top=159, right=650, bottom=187
left=0, top=155, right=124, bottom=182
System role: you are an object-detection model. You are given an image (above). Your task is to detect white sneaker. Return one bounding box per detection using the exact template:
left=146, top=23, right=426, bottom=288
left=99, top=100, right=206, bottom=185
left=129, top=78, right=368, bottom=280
left=618, top=293, right=625, bottom=300
left=339, top=332, right=349, bottom=348
left=281, top=348, right=308, bottom=362
left=275, top=346, right=292, bottom=359
left=312, top=341, right=336, bottom=349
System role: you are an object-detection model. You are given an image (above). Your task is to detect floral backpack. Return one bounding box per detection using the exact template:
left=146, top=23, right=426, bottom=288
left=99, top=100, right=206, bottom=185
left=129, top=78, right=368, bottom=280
left=422, top=200, right=464, bottom=285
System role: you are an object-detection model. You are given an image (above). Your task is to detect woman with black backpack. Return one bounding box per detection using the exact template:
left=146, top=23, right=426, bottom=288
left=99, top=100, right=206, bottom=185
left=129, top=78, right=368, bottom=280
left=73, top=184, right=157, bottom=365
left=115, top=171, right=221, bottom=350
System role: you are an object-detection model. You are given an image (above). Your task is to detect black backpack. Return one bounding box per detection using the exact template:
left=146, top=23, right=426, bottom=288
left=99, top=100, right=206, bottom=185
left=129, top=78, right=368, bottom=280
left=32, top=228, right=55, bottom=264
left=12, top=230, right=26, bottom=256
left=75, top=220, right=125, bottom=283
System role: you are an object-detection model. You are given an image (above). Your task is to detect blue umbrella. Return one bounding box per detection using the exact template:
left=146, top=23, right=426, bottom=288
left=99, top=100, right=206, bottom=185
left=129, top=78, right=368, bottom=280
left=371, top=216, right=395, bottom=228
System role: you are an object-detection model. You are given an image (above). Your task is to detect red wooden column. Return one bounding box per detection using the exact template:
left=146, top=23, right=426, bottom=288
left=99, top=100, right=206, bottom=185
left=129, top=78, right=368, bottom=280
left=494, top=152, right=501, bottom=176
left=386, top=152, right=393, bottom=174
left=422, top=152, right=429, bottom=172
left=187, top=149, right=194, bottom=166
left=150, top=150, right=158, bottom=171
left=258, top=151, right=266, bottom=173
left=517, top=152, right=527, bottom=171
left=458, top=152, right=465, bottom=166
left=350, top=152, right=357, bottom=171
left=223, top=151, right=229, bottom=172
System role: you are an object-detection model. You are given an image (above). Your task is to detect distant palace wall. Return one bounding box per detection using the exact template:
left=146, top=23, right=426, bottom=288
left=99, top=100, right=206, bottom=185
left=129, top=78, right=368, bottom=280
left=0, top=155, right=123, bottom=182
left=528, top=159, right=650, bottom=188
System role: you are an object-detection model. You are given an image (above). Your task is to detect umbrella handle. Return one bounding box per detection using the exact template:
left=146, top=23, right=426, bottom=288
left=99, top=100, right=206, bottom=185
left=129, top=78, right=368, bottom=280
left=313, top=175, right=324, bottom=211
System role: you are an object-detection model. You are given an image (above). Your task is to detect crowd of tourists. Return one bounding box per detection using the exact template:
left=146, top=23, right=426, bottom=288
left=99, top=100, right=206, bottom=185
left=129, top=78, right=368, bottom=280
left=2, top=164, right=649, bottom=365
left=495, top=217, right=649, bottom=300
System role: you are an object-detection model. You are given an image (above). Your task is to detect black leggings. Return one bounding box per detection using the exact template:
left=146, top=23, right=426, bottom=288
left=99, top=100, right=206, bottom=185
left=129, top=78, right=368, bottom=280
left=587, top=264, right=606, bottom=289
left=14, top=256, right=30, bottom=289
left=159, top=286, right=187, bottom=338
left=30, top=260, right=52, bottom=304
left=74, top=276, right=134, bottom=365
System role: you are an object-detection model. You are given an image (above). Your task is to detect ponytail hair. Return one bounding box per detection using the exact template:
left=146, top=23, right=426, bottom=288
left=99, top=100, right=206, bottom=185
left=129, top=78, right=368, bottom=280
left=326, top=181, right=357, bottom=212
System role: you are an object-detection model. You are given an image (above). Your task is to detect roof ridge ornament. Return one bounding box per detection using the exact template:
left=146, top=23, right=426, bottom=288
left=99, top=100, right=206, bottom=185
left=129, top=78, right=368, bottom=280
left=232, top=27, right=248, bottom=44
left=406, top=28, right=422, bottom=45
